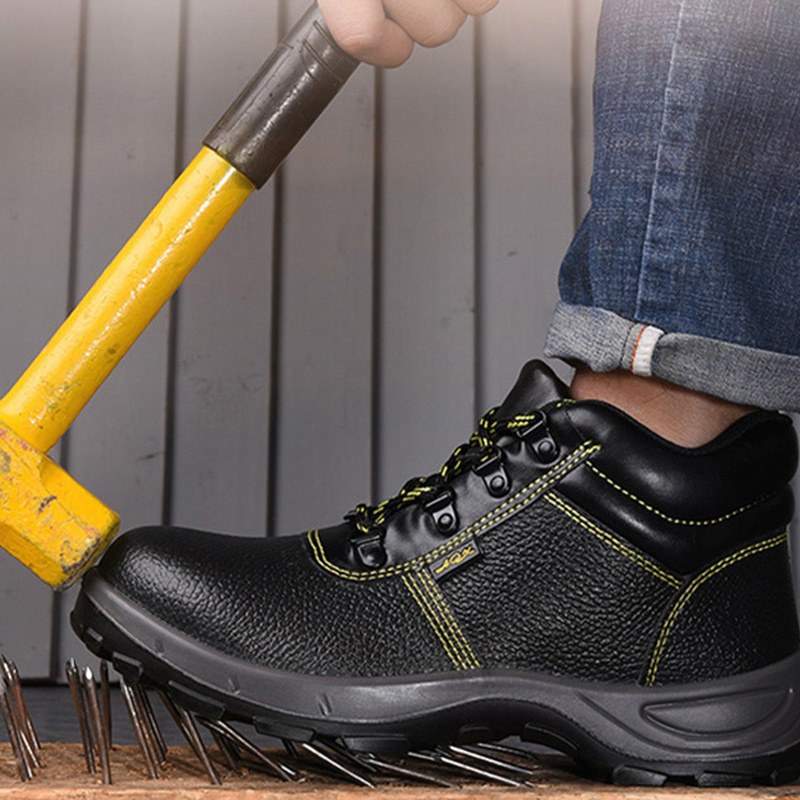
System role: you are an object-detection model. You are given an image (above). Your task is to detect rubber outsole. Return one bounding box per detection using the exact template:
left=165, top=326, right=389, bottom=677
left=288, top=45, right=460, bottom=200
left=72, top=570, right=800, bottom=787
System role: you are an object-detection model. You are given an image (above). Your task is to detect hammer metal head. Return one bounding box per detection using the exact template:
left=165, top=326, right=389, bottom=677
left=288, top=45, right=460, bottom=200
left=0, top=421, right=119, bottom=590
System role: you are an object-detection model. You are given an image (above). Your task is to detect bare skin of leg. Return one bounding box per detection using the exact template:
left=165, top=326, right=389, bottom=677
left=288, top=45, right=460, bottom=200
left=570, top=368, right=756, bottom=448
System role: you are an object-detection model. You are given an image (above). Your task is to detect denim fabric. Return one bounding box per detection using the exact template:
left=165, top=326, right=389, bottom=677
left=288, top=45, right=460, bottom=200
left=546, top=0, right=800, bottom=409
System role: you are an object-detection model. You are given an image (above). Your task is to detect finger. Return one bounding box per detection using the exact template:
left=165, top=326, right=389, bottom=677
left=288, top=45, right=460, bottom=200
left=383, top=0, right=467, bottom=49
left=452, top=0, right=501, bottom=16
left=318, top=0, right=415, bottom=67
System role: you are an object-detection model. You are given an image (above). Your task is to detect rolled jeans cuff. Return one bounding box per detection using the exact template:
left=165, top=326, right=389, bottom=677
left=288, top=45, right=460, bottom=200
left=544, top=302, right=800, bottom=412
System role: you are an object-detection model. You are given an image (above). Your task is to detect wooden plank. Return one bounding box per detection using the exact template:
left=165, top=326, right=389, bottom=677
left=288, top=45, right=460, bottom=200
left=56, top=0, right=183, bottom=672
left=477, top=0, right=575, bottom=409
left=270, top=0, right=376, bottom=536
left=167, top=0, right=278, bottom=536
left=4, top=744, right=799, bottom=797
left=0, top=0, right=83, bottom=678
left=377, top=30, right=477, bottom=501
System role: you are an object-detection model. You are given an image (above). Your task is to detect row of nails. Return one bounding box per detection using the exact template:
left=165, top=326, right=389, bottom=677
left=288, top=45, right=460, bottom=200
left=108, top=672, right=546, bottom=789
left=65, top=658, right=112, bottom=783
left=3, top=656, right=544, bottom=788
left=0, top=655, right=40, bottom=781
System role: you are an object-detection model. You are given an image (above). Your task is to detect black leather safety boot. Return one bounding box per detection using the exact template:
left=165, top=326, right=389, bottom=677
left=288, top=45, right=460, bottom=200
left=72, top=361, right=800, bottom=786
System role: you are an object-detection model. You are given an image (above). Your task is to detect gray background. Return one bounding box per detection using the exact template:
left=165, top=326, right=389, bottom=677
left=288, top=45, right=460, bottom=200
left=0, top=0, right=795, bottom=681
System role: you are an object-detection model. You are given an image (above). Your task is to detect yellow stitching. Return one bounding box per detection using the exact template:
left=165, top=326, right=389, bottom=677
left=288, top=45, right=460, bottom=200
left=402, top=574, right=466, bottom=670
left=407, top=574, right=470, bottom=670
left=402, top=575, right=462, bottom=669
left=645, top=532, right=788, bottom=686
left=418, top=570, right=481, bottom=669
left=545, top=494, right=681, bottom=589
left=551, top=398, right=576, bottom=410
left=407, top=574, right=471, bottom=671
left=308, top=527, right=324, bottom=563
left=308, top=443, right=600, bottom=582
left=507, top=415, right=544, bottom=428
left=415, top=572, right=475, bottom=669
left=585, top=462, right=764, bottom=527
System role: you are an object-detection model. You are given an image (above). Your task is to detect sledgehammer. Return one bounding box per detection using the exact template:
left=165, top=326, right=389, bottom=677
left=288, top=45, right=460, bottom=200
left=0, top=4, right=357, bottom=589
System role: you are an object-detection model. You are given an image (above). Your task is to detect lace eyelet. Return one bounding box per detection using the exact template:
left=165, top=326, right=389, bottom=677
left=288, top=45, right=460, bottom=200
left=423, top=490, right=459, bottom=535
left=351, top=528, right=387, bottom=569
left=473, top=448, right=511, bottom=497
left=516, top=411, right=559, bottom=464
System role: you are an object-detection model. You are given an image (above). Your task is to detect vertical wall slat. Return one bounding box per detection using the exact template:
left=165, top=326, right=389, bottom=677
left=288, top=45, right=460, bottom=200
left=0, top=0, right=83, bottom=678
left=270, top=0, right=377, bottom=536
left=56, top=0, right=183, bottom=671
left=478, top=0, right=575, bottom=409
left=377, top=32, right=477, bottom=500
left=168, top=0, right=278, bottom=536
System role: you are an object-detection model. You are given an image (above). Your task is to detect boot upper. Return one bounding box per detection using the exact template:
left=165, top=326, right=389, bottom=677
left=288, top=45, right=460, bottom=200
left=95, top=361, right=800, bottom=685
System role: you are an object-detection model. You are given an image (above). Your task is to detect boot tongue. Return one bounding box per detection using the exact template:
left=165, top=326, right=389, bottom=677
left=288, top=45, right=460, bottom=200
left=497, top=360, right=569, bottom=418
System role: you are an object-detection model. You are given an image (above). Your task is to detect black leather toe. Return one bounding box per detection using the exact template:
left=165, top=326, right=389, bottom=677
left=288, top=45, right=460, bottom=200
left=97, top=526, right=455, bottom=677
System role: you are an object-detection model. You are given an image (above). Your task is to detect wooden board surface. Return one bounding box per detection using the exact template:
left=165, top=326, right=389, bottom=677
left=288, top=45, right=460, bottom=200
left=0, top=744, right=798, bottom=799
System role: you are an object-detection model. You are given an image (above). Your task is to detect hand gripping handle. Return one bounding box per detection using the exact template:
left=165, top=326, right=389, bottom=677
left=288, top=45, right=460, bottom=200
left=205, top=3, right=359, bottom=189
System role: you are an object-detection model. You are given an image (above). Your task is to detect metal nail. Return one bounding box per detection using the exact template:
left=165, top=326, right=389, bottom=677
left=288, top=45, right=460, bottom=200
left=83, top=667, right=112, bottom=785
left=66, top=659, right=95, bottom=774
left=158, top=695, right=220, bottom=786
left=7, top=703, right=38, bottom=773
left=318, top=739, right=380, bottom=774
left=137, top=685, right=167, bottom=762
left=197, top=718, right=295, bottom=781
left=5, top=658, right=40, bottom=753
left=207, top=727, right=242, bottom=774
left=0, top=659, right=39, bottom=770
left=175, top=705, right=222, bottom=786
left=128, top=683, right=161, bottom=775
left=301, top=742, right=376, bottom=788
left=448, top=744, right=537, bottom=777
left=409, top=749, right=521, bottom=787
left=282, top=738, right=299, bottom=758
left=120, top=678, right=159, bottom=779
left=432, top=748, right=522, bottom=787
left=360, top=754, right=460, bottom=788
left=99, top=661, right=112, bottom=748
left=131, top=683, right=167, bottom=768
left=0, top=682, right=31, bottom=781
left=472, top=740, right=541, bottom=763
left=155, top=691, right=185, bottom=739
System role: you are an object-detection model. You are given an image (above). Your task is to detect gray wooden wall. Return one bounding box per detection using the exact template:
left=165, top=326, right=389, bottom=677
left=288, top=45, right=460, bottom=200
left=0, top=0, right=795, bottom=681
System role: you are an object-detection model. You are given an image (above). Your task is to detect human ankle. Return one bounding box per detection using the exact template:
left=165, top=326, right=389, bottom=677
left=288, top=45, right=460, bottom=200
left=569, top=368, right=756, bottom=448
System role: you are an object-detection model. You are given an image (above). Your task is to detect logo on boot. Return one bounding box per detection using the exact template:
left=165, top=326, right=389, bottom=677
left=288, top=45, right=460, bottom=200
left=429, top=539, right=482, bottom=581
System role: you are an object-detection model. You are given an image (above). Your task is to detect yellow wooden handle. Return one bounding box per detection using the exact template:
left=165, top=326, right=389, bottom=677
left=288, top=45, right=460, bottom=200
left=0, top=147, right=254, bottom=453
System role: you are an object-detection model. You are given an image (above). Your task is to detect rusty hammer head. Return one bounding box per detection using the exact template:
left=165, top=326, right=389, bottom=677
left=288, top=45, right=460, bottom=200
left=0, top=421, right=119, bottom=590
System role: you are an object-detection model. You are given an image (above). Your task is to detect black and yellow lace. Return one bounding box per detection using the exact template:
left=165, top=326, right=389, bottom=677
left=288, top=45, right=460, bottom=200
left=347, top=408, right=548, bottom=536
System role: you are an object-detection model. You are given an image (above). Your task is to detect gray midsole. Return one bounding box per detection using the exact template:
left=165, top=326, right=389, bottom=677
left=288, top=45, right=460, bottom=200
left=82, top=571, right=800, bottom=763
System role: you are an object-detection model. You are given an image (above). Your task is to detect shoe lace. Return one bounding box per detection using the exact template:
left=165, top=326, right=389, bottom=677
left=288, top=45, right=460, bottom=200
left=348, top=408, right=541, bottom=535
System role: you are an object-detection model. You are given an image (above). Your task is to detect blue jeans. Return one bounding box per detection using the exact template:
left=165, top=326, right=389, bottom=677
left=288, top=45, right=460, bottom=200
left=545, top=0, right=800, bottom=411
